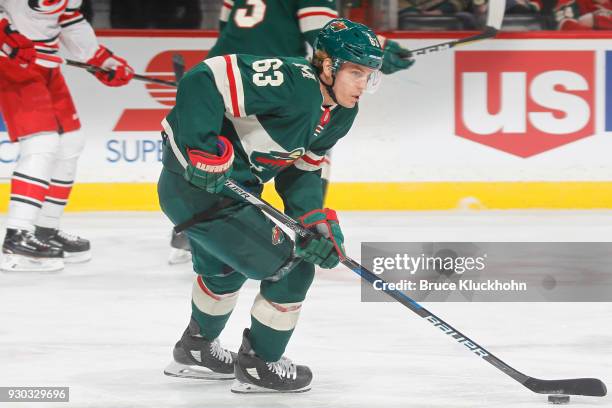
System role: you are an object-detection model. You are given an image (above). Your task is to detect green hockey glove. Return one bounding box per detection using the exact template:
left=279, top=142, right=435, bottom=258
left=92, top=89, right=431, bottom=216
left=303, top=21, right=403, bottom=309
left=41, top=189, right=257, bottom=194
left=378, top=35, right=415, bottom=75
left=296, top=209, right=346, bottom=269
left=183, top=136, right=234, bottom=193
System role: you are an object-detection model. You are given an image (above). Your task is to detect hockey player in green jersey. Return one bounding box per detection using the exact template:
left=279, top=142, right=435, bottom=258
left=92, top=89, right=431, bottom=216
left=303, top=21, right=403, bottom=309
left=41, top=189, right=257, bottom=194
left=159, top=18, right=383, bottom=393
left=168, top=0, right=415, bottom=264
left=210, top=0, right=414, bottom=75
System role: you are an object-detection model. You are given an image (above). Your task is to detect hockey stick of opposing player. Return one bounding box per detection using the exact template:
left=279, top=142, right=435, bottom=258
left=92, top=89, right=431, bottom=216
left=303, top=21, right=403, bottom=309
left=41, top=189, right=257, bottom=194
left=399, top=0, right=506, bottom=59
left=34, top=53, right=178, bottom=87
left=223, top=177, right=607, bottom=398
left=172, top=53, right=186, bottom=83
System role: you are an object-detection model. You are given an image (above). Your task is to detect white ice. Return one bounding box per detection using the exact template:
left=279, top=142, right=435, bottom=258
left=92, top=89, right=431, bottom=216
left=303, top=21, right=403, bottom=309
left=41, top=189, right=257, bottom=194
left=0, top=211, right=611, bottom=408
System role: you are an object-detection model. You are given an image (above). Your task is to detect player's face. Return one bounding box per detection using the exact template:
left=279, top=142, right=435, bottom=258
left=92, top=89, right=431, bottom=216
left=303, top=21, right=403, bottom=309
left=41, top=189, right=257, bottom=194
left=334, top=62, right=378, bottom=108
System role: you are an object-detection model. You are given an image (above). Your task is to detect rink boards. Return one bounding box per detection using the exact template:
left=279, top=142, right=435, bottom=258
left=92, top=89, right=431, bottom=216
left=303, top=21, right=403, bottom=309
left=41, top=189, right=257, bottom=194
left=0, top=31, right=611, bottom=211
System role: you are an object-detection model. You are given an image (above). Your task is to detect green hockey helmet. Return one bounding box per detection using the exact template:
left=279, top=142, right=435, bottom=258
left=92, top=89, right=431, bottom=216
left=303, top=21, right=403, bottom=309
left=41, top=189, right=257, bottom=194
left=313, top=18, right=384, bottom=72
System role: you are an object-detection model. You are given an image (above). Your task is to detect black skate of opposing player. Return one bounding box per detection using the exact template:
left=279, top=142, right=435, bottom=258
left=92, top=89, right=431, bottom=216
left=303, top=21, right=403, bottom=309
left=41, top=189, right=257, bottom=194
left=35, top=226, right=91, bottom=263
left=1, top=228, right=63, bottom=272
left=232, top=329, right=313, bottom=394
left=164, top=318, right=235, bottom=380
left=168, top=230, right=192, bottom=265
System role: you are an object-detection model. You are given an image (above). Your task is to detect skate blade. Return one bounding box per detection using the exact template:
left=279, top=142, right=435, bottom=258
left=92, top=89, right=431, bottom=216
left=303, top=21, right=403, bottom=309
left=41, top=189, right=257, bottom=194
left=163, top=361, right=234, bottom=380
left=230, top=380, right=311, bottom=394
left=0, top=254, right=64, bottom=273
left=63, top=250, right=92, bottom=264
left=168, top=248, right=192, bottom=265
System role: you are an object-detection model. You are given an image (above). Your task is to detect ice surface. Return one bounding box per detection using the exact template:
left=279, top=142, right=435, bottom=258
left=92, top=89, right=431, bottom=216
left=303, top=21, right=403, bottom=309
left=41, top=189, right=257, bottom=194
left=0, top=211, right=610, bottom=407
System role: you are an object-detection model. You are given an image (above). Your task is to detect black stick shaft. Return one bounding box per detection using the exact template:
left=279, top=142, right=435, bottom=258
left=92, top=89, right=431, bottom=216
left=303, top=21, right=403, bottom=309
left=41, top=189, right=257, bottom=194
left=399, top=27, right=498, bottom=59
left=172, top=54, right=186, bottom=82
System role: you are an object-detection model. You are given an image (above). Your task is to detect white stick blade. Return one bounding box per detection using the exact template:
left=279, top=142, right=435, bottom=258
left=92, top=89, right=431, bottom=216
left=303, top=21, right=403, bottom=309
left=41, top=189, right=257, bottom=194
left=486, top=0, right=507, bottom=30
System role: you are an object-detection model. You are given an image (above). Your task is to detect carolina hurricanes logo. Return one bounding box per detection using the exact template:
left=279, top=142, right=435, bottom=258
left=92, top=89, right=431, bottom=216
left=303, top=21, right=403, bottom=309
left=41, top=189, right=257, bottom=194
left=28, top=0, right=68, bottom=15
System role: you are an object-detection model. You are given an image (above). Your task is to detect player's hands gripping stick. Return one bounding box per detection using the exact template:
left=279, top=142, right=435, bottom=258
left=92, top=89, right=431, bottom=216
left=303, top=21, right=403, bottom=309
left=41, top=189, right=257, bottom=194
left=86, top=45, right=134, bottom=87
left=296, top=209, right=346, bottom=269
left=378, top=35, right=415, bottom=75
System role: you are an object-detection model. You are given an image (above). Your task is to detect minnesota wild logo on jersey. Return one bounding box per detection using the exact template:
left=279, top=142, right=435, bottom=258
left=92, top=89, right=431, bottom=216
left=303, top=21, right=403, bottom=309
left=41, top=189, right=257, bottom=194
left=250, top=148, right=305, bottom=180
left=271, top=225, right=285, bottom=245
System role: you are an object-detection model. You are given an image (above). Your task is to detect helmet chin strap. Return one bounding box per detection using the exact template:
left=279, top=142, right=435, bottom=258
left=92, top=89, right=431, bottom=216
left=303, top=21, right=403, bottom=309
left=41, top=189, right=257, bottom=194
left=320, top=71, right=339, bottom=106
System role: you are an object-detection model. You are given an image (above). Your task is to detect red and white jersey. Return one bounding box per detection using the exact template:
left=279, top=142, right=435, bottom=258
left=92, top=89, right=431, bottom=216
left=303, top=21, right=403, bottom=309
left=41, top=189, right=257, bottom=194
left=0, top=0, right=98, bottom=67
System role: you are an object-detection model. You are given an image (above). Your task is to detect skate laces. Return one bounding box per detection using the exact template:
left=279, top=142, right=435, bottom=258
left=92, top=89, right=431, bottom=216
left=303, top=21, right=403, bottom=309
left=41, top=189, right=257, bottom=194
left=57, top=230, right=81, bottom=242
left=210, top=338, right=233, bottom=364
left=24, top=231, right=52, bottom=249
left=266, top=357, right=297, bottom=380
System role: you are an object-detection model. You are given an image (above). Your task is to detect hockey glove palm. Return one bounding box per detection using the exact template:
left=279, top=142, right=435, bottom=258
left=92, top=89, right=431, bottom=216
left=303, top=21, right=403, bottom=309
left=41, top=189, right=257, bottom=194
left=296, top=209, right=346, bottom=269
left=0, top=19, right=35, bottom=68
left=86, top=45, right=134, bottom=87
left=183, top=136, right=234, bottom=194
left=378, top=35, right=415, bottom=75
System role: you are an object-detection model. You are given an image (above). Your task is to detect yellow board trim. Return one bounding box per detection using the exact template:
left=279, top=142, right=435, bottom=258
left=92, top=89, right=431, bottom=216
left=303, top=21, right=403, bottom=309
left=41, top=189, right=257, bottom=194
left=1, top=181, right=612, bottom=211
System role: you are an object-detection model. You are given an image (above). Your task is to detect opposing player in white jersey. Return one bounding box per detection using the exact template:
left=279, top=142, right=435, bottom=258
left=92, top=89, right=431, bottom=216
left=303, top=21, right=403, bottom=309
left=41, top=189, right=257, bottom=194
left=0, top=0, right=133, bottom=272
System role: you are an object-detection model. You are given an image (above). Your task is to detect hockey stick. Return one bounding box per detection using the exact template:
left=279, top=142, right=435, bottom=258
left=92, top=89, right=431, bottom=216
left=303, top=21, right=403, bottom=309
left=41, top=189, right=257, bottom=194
left=35, top=52, right=177, bottom=87
left=224, top=177, right=607, bottom=398
left=172, top=53, right=186, bottom=82
left=399, top=0, right=507, bottom=59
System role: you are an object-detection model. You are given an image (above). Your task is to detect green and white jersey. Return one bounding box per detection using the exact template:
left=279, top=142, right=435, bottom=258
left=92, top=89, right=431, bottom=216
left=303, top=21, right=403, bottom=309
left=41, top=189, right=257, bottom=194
left=208, top=0, right=338, bottom=59
left=162, top=54, right=357, bottom=216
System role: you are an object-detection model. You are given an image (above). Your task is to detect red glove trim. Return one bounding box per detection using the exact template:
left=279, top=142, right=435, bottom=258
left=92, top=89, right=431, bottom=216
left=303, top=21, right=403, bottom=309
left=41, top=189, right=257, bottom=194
left=299, top=208, right=344, bottom=260
left=187, top=136, right=234, bottom=173
left=299, top=208, right=338, bottom=227
left=86, top=45, right=110, bottom=66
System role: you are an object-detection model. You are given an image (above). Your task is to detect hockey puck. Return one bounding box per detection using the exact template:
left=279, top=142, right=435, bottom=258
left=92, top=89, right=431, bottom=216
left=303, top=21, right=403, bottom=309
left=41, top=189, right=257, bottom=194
left=548, top=395, right=570, bottom=404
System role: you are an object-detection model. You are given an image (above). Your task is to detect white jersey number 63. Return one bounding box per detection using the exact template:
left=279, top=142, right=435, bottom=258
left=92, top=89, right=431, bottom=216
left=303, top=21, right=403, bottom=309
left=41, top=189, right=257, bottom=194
left=252, top=59, right=284, bottom=87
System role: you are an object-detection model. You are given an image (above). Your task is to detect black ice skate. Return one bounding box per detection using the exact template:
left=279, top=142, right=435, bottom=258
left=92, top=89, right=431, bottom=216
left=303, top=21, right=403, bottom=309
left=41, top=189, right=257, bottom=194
left=168, top=230, right=191, bottom=265
left=35, top=226, right=91, bottom=264
left=1, top=228, right=64, bottom=272
left=164, top=318, right=236, bottom=380
left=232, top=329, right=313, bottom=394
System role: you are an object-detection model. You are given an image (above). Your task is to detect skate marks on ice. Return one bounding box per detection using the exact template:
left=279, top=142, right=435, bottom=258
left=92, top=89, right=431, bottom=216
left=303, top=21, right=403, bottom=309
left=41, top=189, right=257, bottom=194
left=0, top=211, right=610, bottom=407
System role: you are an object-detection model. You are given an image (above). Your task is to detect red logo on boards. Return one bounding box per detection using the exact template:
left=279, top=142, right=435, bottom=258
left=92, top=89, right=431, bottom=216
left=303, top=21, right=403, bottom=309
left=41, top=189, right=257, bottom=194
left=113, top=50, right=208, bottom=131
left=455, top=51, right=595, bottom=157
